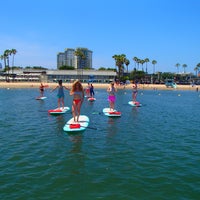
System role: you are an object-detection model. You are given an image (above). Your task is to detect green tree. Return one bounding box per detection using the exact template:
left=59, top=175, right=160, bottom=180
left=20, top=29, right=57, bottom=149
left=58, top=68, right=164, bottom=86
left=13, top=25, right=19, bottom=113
left=194, top=66, right=198, bottom=77
left=124, top=58, right=130, bottom=73
left=3, top=49, right=12, bottom=81
left=11, top=49, right=17, bottom=74
left=112, top=54, right=126, bottom=80
left=133, top=56, right=139, bottom=70
left=182, top=64, right=187, bottom=73
left=144, top=58, right=150, bottom=74
left=152, top=60, right=157, bottom=74
left=194, top=63, right=200, bottom=76
left=140, top=59, right=145, bottom=72
left=59, top=65, right=75, bottom=70
left=130, top=70, right=145, bottom=82
left=175, top=63, right=180, bottom=74
left=74, top=48, right=86, bottom=80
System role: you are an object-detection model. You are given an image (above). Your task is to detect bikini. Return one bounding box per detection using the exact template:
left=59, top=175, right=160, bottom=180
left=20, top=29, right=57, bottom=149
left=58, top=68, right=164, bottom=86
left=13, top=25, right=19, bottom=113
left=73, top=91, right=83, bottom=105
left=73, top=99, right=81, bottom=105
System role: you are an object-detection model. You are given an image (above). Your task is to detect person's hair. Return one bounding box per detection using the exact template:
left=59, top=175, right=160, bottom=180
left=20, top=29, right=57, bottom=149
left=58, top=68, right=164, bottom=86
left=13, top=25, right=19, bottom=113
left=58, top=80, right=62, bottom=85
left=71, top=80, right=83, bottom=92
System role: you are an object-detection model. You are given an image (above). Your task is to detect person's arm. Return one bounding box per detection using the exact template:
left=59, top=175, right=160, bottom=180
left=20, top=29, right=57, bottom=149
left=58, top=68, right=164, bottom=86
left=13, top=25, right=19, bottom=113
left=51, top=86, right=58, bottom=92
left=70, top=90, right=74, bottom=96
left=63, top=85, right=70, bottom=90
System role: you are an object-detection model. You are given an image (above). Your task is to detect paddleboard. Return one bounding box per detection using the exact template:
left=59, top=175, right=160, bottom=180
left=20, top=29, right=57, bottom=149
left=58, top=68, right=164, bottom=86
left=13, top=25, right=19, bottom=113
left=48, top=106, right=70, bottom=115
left=63, top=115, right=89, bottom=132
left=88, top=97, right=96, bottom=102
left=36, top=96, right=47, bottom=100
left=103, top=108, right=121, bottom=117
left=128, top=101, right=142, bottom=107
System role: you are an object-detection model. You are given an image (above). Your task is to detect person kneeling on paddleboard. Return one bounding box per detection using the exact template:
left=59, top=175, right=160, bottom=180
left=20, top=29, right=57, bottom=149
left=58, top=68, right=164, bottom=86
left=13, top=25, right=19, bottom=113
left=107, top=82, right=117, bottom=111
left=70, top=80, right=84, bottom=122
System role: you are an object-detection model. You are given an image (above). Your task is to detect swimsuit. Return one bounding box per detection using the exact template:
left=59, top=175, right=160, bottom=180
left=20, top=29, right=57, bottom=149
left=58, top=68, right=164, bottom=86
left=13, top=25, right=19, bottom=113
left=108, top=95, right=116, bottom=102
left=108, top=87, right=116, bottom=102
left=73, top=99, right=81, bottom=105
left=73, top=91, right=83, bottom=105
left=90, top=86, right=94, bottom=96
left=57, top=86, right=64, bottom=98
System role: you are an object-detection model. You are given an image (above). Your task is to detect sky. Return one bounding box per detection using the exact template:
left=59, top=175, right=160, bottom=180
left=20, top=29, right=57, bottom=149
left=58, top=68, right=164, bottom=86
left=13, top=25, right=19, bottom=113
left=0, top=0, right=200, bottom=74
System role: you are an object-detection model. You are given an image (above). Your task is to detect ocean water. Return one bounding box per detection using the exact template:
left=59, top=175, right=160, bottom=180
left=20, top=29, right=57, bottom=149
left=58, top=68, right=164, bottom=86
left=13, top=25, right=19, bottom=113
left=0, top=87, right=200, bottom=200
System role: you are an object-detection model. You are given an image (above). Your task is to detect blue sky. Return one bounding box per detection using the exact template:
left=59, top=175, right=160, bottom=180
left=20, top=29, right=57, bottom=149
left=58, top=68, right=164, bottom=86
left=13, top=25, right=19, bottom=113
left=1, top=0, right=200, bottom=73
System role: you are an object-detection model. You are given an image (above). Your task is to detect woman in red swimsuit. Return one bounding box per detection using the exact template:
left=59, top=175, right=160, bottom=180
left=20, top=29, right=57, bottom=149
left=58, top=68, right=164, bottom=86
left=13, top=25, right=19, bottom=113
left=70, top=80, right=84, bottom=122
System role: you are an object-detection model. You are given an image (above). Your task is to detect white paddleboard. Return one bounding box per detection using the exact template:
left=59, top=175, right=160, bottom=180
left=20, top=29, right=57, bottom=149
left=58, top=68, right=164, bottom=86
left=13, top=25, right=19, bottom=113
left=128, top=101, right=142, bottom=107
left=63, top=115, right=89, bottom=132
left=36, top=96, right=47, bottom=100
left=88, top=97, right=96, bottom=102
left=103, top=108, right=121, bottom=117
left=48, top=107, right=70, bottom=115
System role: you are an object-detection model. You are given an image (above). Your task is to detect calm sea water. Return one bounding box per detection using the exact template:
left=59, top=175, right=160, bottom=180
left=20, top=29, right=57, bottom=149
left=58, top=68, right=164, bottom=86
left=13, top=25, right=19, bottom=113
left=0, top=87, right=200, bottom=200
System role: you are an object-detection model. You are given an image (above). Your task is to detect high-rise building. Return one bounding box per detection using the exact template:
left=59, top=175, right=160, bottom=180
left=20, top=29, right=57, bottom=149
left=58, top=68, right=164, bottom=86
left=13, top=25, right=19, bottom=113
left=57, top=47, right=92, bottom=69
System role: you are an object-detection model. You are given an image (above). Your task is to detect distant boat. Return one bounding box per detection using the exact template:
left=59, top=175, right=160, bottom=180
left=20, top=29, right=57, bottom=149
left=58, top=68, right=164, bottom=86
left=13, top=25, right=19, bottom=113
left=165, top=79, right=177, bottom=88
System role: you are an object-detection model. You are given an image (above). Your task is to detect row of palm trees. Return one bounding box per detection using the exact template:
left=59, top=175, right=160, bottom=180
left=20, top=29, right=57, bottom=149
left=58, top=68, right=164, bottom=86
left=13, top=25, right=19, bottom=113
left=112, top=54, right=157, bottom=79
left=175, top=62, right=200, bottom=76
left=0, top=49, right=17, bottom=80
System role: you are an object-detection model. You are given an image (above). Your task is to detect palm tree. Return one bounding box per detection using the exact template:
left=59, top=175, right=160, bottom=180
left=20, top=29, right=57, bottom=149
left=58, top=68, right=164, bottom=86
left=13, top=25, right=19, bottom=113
left=175, top=63, right=180, bottom=74
left=124, top=58, right=130, bottom=73
left=140, top=59, right=145, bottom=71
left=182, top=64, right=187, bottom=73
left=152, top=60, right=157, bottom=74
left=112, top=54, right=126, bottom=80
left=195, top=63, right=200, bottom=77
left=11, top=49, right=17, bottom=75
left=133, top=56, right=138, bottom=70
left=74, top=48, right=85, bottom=80
left=194, top=66, right=199, bottom=77
left=144, top=58, right=150, bottom=74
left=0, top=54, right=6, bottom=69
left=3, top=49, right=11, bottom=81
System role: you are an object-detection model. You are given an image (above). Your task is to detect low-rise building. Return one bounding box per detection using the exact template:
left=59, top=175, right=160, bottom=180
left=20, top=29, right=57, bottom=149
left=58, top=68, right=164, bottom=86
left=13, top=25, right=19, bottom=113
left=1, top=69, right=116, bottom=83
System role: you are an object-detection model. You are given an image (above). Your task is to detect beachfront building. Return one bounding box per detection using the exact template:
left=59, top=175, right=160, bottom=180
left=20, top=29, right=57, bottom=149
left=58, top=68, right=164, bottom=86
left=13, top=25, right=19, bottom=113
left=46, top=69, right=116, bottom=83
left=1, top=69, right=116, bottom=83
left=57, top=47, right=92, bottom=69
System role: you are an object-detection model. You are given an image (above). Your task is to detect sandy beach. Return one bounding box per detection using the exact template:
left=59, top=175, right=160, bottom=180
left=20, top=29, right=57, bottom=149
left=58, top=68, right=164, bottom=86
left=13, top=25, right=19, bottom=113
left=0, top=81, right=198, bottom=91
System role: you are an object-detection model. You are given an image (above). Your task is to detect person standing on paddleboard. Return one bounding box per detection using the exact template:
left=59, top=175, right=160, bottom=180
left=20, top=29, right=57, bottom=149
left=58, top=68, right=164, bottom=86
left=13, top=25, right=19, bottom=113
left=132, top=81, right=138, bottom=102
left=107, top=82, right=117, bottom=111
left=70, top=80, right=84, bottom=122
left=85, top=83, right=90, bottom=98
left=39, top=83, right=45, bottom=97
left=90, top=83, right=95, bottom=98
left=51, top=80, right=70, bottom=109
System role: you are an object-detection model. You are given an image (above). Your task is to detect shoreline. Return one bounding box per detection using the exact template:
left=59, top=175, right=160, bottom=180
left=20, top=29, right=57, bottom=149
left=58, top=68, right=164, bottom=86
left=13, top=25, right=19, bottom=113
left=0, top=82, right=198, bottom=91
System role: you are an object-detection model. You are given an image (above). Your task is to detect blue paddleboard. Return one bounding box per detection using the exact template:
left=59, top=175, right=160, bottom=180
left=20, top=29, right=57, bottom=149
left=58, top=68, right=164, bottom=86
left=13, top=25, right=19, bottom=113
left=63, top=115, right=89, bottom=132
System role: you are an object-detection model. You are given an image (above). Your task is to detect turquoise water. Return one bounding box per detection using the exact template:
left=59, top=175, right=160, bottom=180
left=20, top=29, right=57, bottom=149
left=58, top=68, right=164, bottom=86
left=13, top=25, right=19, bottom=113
left=0, top=87, right=200, bottom=200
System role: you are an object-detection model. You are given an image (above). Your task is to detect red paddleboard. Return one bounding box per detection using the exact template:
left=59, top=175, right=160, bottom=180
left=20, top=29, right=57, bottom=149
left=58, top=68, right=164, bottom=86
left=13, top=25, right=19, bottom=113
left=48, top=107, right=70, bottom=115
left=88, top=97, right=96, bottom=102
left=103, top=108, right=121, bottom=117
